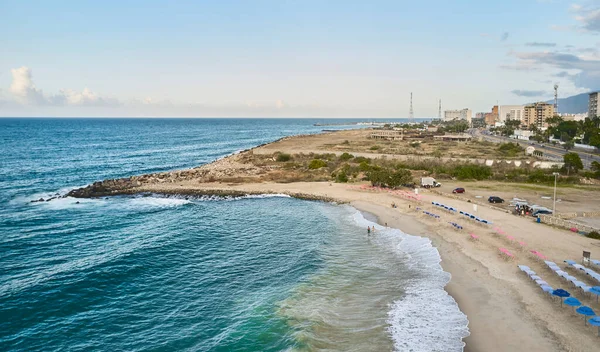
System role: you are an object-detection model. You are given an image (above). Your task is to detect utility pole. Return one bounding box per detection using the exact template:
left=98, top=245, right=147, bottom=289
left=553, top=172, right=559, bottom=216
left=438, top=99, right=442, bottom=119
left=409, top=92, right=414, bottom=120
left=554, top=84, right=559, bottom=114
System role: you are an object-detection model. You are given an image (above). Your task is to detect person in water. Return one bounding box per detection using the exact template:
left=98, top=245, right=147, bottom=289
left=367, top=226, right=371, bottom=235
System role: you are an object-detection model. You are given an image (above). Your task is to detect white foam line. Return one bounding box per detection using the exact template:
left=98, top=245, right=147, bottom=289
left=349, top=207, right=470, bottom=352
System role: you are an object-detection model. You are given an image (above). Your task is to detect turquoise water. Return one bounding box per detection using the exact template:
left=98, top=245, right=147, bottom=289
left=0, top=118, right=467, bottom=351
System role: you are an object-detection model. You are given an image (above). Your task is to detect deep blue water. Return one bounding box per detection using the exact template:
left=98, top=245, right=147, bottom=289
left=0, top=118, right=467, bottom=352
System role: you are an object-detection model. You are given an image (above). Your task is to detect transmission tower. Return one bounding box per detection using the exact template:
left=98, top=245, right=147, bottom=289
left=438, top=99, right=442, bottom=119
left=554, top=84, right=559, bottom=114
left=409, top=92, right=414, bottom=119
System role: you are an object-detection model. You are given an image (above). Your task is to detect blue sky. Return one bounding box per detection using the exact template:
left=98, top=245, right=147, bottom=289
left=1, top=0, right=598, bottom=117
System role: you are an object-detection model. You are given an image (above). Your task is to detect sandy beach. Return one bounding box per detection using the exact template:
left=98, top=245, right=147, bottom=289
left=133, top=180, right=600, bottom=351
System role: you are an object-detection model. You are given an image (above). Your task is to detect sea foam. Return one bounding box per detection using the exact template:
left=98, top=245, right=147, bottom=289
left=350, top=209, right=470, bottom=352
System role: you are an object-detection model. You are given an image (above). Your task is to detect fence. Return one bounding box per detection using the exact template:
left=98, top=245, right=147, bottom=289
left=538, top=214, right=599, bottom=233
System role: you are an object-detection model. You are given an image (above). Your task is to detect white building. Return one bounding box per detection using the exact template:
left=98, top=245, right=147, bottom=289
left=512, top=129, right=534, bottom=141
left=444, top=108, right=472, bottom=124
left=498, top=105, right=524, bottom=123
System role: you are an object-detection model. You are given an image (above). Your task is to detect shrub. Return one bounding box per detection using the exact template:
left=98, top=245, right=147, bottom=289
left=370, top=145, right=381, bottom=150
left=497, top=142, right=524, bottom=157
left=353, top=156, right=371, bottom=164
left=587, top=231, right=600, bottom=240
left=335, top=171, right=349, bottom=183
left=339, top=152, right=354, bottom=161
left=342, top=140, right=350, bottom=145
left=451, top=164, right=492, bottom=180
left=308, top=159, right=328, bottom=169
left=276, top=153, right=292, bottom=162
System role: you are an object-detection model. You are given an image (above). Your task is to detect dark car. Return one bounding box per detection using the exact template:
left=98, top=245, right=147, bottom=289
left=488, top=196, right=504, bottom=203
left=452, top=187, right=465, bottom=194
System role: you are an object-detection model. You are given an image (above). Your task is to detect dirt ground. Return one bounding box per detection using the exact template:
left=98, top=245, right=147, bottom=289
left=261, top=129, right=538, bottom=160
left=432, top=180, right=600, bottom=215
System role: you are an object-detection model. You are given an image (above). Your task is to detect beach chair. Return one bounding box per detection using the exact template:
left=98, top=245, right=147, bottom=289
left=469, top=234, right=479, bottom=241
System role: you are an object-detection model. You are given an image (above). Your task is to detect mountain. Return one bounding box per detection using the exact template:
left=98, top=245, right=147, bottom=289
left=546, top=92, right=593, bottom=114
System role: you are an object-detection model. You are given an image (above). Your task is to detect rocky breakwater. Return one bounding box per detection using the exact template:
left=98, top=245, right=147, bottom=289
left=66, top=152, right=266, bottom=198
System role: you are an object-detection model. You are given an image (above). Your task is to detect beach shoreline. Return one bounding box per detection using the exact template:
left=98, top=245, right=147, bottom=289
left=96, top=180, right=600, bottom=351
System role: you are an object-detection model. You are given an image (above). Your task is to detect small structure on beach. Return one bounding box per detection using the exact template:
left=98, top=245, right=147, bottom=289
left=433, top=133, right=472, bottom=142
left=370, top=130, right=403, bottom=140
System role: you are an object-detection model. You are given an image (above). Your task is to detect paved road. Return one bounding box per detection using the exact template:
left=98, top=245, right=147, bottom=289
left=471, top=129, right=600, bottom=169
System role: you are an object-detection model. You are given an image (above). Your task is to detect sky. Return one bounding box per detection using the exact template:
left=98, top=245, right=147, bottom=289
left=0, top=0, right=599, bottom=117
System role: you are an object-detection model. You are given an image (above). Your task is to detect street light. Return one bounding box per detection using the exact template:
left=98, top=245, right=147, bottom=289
left=552, top=172, right=560, bottom=216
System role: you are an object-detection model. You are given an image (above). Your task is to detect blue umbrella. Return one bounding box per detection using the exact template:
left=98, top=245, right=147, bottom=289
left=564, top=297, right=581, bottom=307
left=590, top=287, right=600, bottom=302
left=552, top=289, right=571, bottom=305
left=576, top=306, right=595, bottom=325
left=588, top=316, right=600, bottom=336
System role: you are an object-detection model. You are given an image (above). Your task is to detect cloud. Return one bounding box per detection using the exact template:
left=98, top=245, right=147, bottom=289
left=9, top=67, right=46, bottom=105
left=498, top=63, right=541, bottom=71
left=50, top=88, right=120, bottom=107
left=8, top=66, right=120, bottom=107
left=501, top=32, right=509, bottom=41
left=512, top=51, right=600, bottom=90
left=571, top=5, right=600, bottom=33
left=511, top=89, right=548, bottom=97
left=525, top=42, right=557, bottom=47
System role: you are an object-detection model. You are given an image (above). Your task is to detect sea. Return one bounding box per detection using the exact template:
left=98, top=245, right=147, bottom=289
left=0, top=118, right=469, bottom=352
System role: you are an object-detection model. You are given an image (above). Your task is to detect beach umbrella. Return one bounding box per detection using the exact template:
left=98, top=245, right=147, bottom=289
left=588, top=317, right=600, bottom=336
left=576, top=306, right=595, bottom=325
left=589, top=287, right=600, bottom=302
left=564, top=297, right=581, bottom=307
left=564, top=260, right=576, bottom=265
left=552, top=289, right=570, bottom=305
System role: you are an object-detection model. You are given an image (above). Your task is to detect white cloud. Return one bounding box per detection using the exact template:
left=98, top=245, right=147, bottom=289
left=9, top=67, right=46, bottom=105
left=8, top=66, right=119, bottom=107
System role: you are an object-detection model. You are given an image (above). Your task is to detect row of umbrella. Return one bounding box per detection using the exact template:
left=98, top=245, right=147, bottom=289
left=519, top=265, right=600, bottom=335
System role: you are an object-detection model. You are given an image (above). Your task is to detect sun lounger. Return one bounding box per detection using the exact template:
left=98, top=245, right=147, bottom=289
left=469, top=234, right=479, bottom=241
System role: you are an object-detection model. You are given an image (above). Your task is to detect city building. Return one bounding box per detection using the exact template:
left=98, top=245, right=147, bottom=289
left=590, top=92, right=599, bottom=118
left=498, top=105, right=524, bottom=123
left=522, top=102, right=554, bottom=129
left=560, top=113, right=587, bottom=121
left=443, top=108, right=472, bottom=124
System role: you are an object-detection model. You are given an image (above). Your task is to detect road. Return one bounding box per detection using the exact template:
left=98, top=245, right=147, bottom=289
left=471, top=129, right=600, bottom=170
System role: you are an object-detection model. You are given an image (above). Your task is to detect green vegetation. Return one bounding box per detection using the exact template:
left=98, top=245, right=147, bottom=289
left=439, top=120, right=469, bottom=133
left=308, top=159, right=328, bottom=169
left=451, top=164, right=492, bottom=180
left=276, top=153, right=292, bottom=162
left=335, top=171, right=349, bottom=183
left=587, top=231, right=600, bottom=240
left=563, top=153, right=583, bottom=175
left=369, top=145, right=381, bottom=151
left=339, top=152, right=354, bottom=161
left=497, top=142, right=524, bottom=157
left=366, top=168, right=413, bottom=188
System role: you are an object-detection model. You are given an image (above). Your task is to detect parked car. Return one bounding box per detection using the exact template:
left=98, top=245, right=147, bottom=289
left=452, top=187, right=465, bottom=194
left=488, top=196, right=504, bottom=203
left=532, top=209, right=553, bottom=217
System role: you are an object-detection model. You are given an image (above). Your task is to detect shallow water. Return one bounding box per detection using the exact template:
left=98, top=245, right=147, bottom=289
left=0, top=118, right=467, bottom=351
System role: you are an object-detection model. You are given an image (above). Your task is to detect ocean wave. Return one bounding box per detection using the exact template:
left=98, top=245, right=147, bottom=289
left=350, top=209, right=470, bottom=352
